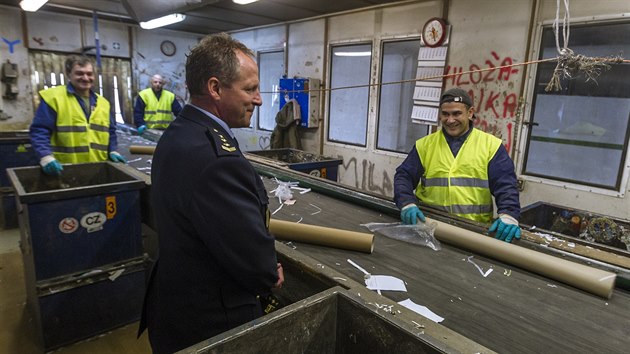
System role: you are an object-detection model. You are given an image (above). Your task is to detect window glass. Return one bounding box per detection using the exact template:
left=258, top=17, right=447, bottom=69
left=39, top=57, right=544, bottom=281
left=523, top=23, right=630, bottom=189
left=257, top=50, right=285, bottom=131
left=328, top=43, right=372, bottom=146
left=377, top=39, right=430, bottom=152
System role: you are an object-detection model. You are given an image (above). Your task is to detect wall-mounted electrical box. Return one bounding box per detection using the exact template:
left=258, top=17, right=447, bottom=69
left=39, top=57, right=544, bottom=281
left=279, top=77, right=320, bottom=128
left=1, top=61, right=19, bottom=100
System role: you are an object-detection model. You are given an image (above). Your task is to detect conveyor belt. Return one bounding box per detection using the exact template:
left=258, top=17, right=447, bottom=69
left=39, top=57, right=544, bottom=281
left=115, top=130, right=630, bottom=353
left=261, top=176, right=630, bottom=354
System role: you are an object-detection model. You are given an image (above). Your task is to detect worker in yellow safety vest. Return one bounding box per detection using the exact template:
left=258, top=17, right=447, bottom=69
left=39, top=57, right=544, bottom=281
left=133, top=74, right=183, bottom=134
left=394, top=88, right=522, bottom=243
left=29, top=55, right=126, bottom=176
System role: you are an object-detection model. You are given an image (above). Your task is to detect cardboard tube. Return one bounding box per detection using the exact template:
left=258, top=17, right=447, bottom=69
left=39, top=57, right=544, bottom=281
left=129, top=145, right=156, bottom=155
left=269, top=219, right=374, bottom=254
left=432, top=218, right=616, bottom=299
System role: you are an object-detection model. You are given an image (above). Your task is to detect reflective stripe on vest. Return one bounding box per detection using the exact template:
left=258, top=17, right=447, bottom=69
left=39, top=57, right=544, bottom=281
left=139, top=88, right=175, bottom=129
left=40, top=86, right=111, bottom=163
left=415, top=128, right=502, bottom=223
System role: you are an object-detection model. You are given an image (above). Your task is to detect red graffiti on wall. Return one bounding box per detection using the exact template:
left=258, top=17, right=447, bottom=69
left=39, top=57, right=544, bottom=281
left=445, top=51, right=520, bottom=153
left=445, top=51, right=519, bottom=86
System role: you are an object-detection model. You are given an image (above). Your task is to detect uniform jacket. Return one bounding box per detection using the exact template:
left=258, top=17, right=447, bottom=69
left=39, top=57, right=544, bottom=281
left=139, top=104, right=279, bottom=354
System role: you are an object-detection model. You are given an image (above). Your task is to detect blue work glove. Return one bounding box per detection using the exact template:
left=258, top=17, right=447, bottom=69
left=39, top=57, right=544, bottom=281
left=42, top=159, right=63, bottom=176
left=137, top=125, right=146, bottom=135
left=489, top=214, right=521, bottom=243
left=400, top=204, right=426, bottom=225
left=109, top=151, right=127, bottom=163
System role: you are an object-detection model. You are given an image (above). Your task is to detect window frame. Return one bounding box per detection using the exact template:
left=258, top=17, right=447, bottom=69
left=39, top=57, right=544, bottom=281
left=326, top=41, right=373, bottom=148
left=519, top=18, right=630, bottom=195
left=255, top=48, right=285, bottom=131
left=375, top=36, right=431, bottom=154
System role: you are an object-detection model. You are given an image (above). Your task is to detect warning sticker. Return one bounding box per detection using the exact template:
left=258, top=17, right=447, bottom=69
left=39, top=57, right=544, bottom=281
left=106, top=196, right=117, bottom=219
left=59, top=217, right=79, bottom=234
left=81, top=212, right=107, bottom=233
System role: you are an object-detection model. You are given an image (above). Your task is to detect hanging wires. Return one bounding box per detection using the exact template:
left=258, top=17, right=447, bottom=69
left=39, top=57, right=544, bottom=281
left=544, top=0, right=623, bottom=92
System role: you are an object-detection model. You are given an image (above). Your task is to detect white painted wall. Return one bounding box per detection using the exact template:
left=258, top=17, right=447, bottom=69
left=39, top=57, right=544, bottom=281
left=132, top=28, right=199, bottom=102
left=0, top=6, right=199, bottom=131
left=324, top=1, right=442, bottom=197
left=2, top=0, right=630, bottom=222
left=0, top=6, right=31, bottom=130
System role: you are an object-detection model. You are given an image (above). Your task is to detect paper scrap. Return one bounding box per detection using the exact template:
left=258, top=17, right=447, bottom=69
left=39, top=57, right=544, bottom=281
left=365, top=275, right=407, bottom=292
left=398, top=298, right=444, bottom=323
left=467, top=256, right=493, bottom=277
left=347, top=259, right=407, bottom=292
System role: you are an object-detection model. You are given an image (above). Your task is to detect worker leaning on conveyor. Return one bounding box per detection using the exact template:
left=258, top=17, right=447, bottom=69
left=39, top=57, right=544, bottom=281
left=29, top=55, right=126, bottom=176
left=137, top=33, right=284, bottom=354
left=393, top=88, right=522, bottom=243
left=133, top=74, right=183, bottom=135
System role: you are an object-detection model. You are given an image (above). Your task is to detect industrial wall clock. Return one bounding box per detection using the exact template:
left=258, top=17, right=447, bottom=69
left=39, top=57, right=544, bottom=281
left=422, top=17, right=447, bottom=47
left=160, top=40, right=176, bottom=56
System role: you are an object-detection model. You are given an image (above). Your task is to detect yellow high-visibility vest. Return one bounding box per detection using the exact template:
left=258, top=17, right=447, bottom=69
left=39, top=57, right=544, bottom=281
left=415, top=128, right=502, bottom=223
left=40, top=86, right=110, bottom=163
left=139, top=88, right=175, bottom=129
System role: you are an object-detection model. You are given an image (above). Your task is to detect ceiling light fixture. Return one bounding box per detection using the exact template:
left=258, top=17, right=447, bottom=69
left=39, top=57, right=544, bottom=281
left=19, top=0, right=49, bottom=12
left=140, top=13, right=186, bottom=30
left=334, top=52, right=372, bottom=57
left=233, top=0, right=259, bottom=5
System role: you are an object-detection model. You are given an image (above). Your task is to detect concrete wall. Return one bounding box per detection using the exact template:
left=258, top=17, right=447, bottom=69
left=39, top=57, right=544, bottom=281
left=0, top=6, right=31, bottom=129
left=0, top=6, right=199, bottom=130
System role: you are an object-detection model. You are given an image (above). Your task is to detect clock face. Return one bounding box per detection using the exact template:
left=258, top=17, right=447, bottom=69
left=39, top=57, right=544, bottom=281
left=160, top=40, right=176, bottom=57
left=423, top=18, right=447, bottom=47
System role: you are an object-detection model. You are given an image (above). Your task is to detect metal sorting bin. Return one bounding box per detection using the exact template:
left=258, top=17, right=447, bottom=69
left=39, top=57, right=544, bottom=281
left=248, top=148, right=343, bottom=182
left=183, top=287, right=444, bottom=354
left=0, top=130, right=39, bottom=229
left=7, top=162, right=147, bottom=351
left=520, top=201, right=630, bottom=250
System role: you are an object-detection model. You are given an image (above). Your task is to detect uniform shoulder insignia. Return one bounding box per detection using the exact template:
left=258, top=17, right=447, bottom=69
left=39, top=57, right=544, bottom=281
left=206, top=128, right=239, bottom=157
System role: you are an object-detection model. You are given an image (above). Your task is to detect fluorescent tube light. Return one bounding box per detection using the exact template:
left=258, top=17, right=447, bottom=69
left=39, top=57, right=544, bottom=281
left=334, top=52, right=372, bottom=57
left=20, top=0, right=48, bottom=12
left=140, top=13, right=186, bottom=30
left=233, top=0, right=259, bottom=4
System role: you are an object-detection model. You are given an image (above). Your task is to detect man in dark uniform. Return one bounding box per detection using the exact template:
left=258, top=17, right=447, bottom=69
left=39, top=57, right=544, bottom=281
left=138, top=33, right=284, bottom=354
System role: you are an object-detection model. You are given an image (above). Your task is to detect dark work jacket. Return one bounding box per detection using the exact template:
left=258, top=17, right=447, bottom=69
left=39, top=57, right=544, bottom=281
left=138, top=104, right=279, bottom=354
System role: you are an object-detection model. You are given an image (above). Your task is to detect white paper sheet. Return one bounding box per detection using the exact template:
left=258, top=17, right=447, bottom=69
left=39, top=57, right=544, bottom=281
left=398, top=298, right=444, bottom=323
left=365, top=275, right=407, bottom=292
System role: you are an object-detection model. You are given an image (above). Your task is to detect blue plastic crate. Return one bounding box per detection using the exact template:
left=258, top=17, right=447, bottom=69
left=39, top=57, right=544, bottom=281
left=248, top=148, right=343, bottom=182
left=32, top=262, right=146, bottom=351
left=0, top=131, right=39, bottom=188
left=7, top=162, right=146, bottom=280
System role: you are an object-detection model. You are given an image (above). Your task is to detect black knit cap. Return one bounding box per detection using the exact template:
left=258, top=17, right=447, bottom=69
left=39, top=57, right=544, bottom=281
left=440, top=88, right=473, bottom=107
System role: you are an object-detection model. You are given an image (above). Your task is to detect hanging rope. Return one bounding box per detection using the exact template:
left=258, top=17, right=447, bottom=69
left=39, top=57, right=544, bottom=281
left=544, top=0, right=623, bottom=91
left=261, top=55, right=630, bottom=95
left=553, top=0, right=571, bottom=55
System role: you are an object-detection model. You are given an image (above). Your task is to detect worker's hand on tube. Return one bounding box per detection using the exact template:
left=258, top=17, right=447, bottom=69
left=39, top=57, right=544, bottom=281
left=274, top=263, right=284, bottom=289
left=109, top=151, right=127, bottom=163
left=42, top=160, right=63, bottom=176
left=137, top=125, right=146, bottom=135
left=489, top=214, right=521, bottom=243
left=400, top=204, right=426, bottom=224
